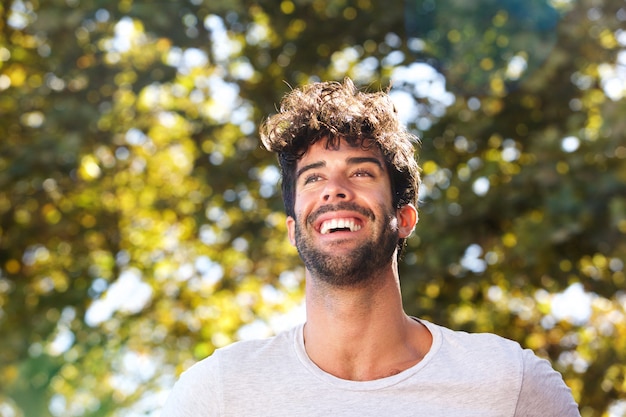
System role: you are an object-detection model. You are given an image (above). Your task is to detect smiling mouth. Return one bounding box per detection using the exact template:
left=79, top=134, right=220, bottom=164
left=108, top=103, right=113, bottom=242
left=319, top=218, right=362, bottom=235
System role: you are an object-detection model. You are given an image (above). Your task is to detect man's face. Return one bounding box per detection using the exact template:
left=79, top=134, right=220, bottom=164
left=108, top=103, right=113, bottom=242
left=285, top=138, right=407, bottom=287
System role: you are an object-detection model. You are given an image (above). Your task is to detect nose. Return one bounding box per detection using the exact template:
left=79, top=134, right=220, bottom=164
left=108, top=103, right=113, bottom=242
left=322, top=176, right=353, bottom=202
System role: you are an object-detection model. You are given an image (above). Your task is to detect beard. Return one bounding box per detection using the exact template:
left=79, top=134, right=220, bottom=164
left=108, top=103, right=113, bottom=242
left=293, top=202, right=399, bottom=287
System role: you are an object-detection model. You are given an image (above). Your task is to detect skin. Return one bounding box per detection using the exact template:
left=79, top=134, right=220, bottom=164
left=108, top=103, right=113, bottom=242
left=286, top=137, right=433, bottom=381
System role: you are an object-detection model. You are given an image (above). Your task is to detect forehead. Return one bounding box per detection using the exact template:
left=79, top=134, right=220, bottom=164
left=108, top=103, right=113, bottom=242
left=297, top=138, right=385, bottom=165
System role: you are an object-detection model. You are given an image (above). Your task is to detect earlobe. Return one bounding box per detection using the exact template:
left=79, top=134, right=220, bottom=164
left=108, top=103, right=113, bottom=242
left=397, top=204, right=418, bottom=238
left=286, top=216, right=296, bottom=246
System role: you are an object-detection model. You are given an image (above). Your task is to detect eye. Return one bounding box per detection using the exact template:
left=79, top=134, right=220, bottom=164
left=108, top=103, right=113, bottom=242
left=352, top=169, right=374, bottom=178
left=303, top=173, right=323, bottom=184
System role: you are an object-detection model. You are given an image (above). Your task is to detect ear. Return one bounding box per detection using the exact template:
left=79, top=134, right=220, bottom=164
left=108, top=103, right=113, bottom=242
left=286, top=216, right=297, bottom=246
left=397, top=204, right=418, bottom=238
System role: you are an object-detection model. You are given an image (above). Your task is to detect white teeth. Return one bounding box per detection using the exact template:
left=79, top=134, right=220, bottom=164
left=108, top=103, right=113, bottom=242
left=320, top=218, right=362, bottom=235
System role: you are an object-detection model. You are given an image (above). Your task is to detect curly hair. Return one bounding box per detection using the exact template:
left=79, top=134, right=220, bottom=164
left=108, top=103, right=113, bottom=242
left=260, top=78, right=421, bottom=248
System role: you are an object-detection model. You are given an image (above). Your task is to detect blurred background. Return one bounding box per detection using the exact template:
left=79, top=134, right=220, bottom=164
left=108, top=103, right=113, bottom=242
left=1, top=0, right=625, bottom=415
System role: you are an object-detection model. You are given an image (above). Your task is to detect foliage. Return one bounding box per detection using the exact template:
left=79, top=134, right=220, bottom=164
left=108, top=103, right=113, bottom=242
left=0, top=0, right=625, bottom=416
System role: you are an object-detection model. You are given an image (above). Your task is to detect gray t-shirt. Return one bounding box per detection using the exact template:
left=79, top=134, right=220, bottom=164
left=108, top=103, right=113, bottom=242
left=161, top=320, right=580, bottom=416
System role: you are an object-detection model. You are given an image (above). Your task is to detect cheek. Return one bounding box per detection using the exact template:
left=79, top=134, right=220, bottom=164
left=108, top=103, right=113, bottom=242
left=293, top=192, right=314, bottom=219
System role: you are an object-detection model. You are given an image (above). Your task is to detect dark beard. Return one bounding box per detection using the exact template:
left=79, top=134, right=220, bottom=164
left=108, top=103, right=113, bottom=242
left=294, top=203, right=399, bottom=287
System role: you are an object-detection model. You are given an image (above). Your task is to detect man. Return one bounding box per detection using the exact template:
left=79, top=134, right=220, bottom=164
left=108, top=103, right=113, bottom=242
left=162, top=78, right=580, bottom=416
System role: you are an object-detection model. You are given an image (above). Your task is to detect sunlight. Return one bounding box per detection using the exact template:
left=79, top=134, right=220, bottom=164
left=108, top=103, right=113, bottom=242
left=85, top=269, right=153, bottom=326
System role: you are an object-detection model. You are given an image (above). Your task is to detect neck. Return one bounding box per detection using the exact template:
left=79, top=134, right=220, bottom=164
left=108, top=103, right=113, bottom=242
left=303, top=263, right=431, bottom=381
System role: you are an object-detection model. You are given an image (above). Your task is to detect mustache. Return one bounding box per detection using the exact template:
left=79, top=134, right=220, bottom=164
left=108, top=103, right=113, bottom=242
left=307, top=202, right=375, bottom=226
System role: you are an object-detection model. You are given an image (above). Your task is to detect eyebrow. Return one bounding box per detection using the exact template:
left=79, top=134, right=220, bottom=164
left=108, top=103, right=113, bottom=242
left=347, top=157, right=385, bottom=171
left=296, top=157, right=385, bottom=179
left=296, top=161, right=325, bottom=179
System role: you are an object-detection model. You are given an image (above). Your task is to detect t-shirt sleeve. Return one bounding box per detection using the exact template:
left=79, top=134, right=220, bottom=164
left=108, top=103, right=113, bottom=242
left=161, top=355, right=222, bottom=417
left=514, top=349, right=581, bottom=417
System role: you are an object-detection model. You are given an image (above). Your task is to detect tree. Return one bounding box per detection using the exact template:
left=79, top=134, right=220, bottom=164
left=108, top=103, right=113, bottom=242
left=0, top=0, right=624, bottom=415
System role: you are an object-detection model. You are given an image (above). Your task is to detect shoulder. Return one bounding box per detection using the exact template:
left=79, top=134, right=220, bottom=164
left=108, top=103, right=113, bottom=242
left=425, top=320, right=553, bottom=377
left=185, top=325, right=298, bottom=380
left=212, top=324, right=298, bottom=366
left=422, top=321, right=580, bottom=416
left=161, top=325, right=300, bottom=417
left=516, top=349, right=581, bottom=416
left=426, top=320, right=526, bottom=364
left=422, top=321, right=529, bottom=386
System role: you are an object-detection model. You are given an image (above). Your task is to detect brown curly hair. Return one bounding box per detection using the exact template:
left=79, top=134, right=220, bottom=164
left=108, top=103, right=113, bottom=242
left=260, top=78, right=421, bottom=245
